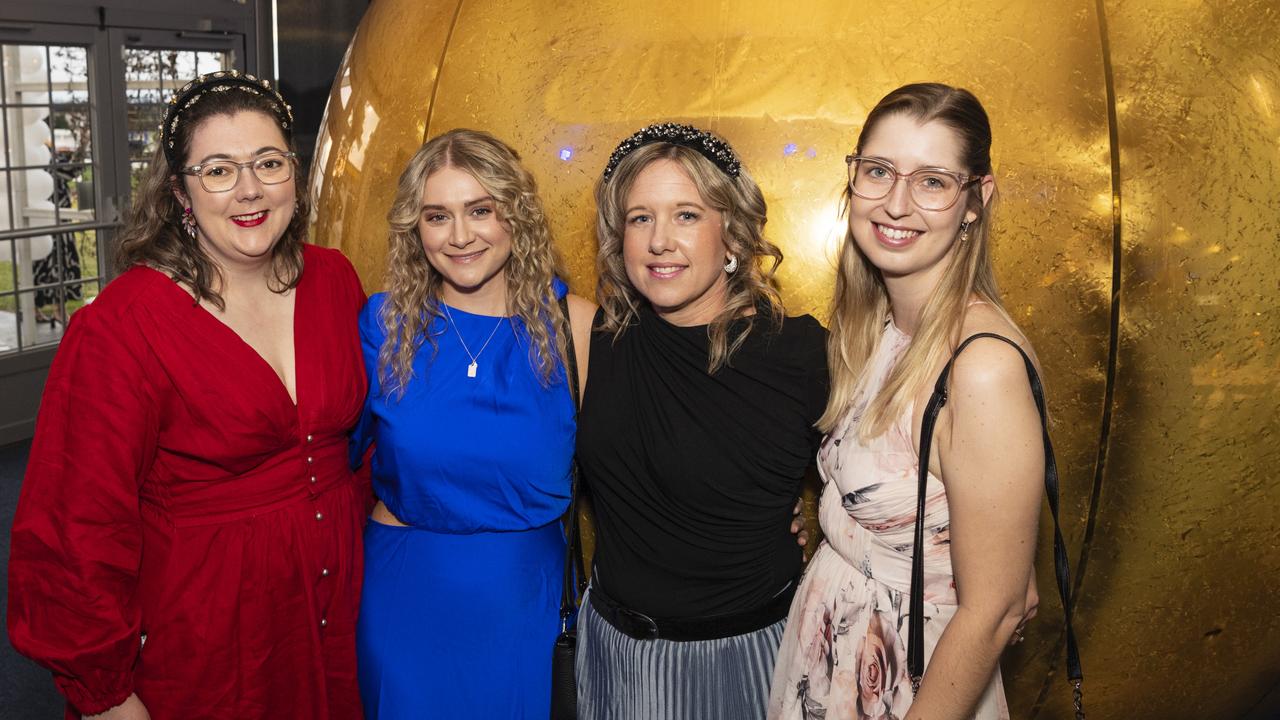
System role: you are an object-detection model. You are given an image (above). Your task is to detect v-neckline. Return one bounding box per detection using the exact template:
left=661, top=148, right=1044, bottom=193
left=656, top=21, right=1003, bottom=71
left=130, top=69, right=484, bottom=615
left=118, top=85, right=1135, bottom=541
left=146, top=265, right=303, bottom=409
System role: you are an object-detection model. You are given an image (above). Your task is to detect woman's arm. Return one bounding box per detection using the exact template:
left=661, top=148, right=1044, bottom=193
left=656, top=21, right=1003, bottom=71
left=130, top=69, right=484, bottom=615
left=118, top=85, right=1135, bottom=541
left=565, top=293, right=595, bottom=402
left=83, top=693, right=151, bottom=720
left=906, top=337, right=1044, bottom=719
left=7, top=304, right=160, bottom=716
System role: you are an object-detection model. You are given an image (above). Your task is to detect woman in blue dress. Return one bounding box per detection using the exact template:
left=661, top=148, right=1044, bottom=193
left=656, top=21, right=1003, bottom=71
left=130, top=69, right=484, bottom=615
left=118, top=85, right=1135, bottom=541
left=352, top=128, right=594, bottom=719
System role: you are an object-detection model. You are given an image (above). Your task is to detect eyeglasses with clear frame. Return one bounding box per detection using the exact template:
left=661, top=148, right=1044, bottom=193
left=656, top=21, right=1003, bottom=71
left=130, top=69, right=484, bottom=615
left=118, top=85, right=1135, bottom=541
left=845, top=154, right=980, bottom=211
left=179, top=152, right=298, bottom=193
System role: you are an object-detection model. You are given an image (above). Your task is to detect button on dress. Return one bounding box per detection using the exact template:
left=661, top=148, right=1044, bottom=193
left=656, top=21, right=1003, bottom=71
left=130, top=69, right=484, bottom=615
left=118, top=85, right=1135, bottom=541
left=7, top=244, right=369, bottom=720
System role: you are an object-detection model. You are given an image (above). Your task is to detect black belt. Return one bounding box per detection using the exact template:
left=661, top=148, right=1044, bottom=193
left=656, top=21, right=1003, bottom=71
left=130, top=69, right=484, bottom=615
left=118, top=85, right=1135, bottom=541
left=588, top=580, right=795, bottom=642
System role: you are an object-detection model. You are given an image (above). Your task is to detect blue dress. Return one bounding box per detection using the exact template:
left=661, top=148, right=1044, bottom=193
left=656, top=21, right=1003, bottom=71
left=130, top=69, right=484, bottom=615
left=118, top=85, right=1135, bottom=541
left=352, top=283, right=575, bottom=719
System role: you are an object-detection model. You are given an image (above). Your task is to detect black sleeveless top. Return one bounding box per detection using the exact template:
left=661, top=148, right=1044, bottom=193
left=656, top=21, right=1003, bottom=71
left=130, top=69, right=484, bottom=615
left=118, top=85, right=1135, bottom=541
left=577, top=306, right=829, bottom=618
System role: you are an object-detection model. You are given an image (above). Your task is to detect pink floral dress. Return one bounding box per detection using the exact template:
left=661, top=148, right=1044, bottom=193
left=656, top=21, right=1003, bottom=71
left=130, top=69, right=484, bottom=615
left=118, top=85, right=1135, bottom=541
left=768, top=320, right=1008, bottom=720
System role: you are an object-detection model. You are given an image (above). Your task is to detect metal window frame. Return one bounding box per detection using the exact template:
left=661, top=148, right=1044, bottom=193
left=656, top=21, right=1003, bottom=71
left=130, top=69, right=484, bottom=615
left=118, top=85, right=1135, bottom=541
left=0, top=23, right=103, bottom=355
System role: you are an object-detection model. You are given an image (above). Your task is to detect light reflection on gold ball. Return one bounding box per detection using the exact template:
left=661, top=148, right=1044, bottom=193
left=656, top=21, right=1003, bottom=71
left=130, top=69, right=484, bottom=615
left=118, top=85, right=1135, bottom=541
left=310, top=2, right=1280, bottom=717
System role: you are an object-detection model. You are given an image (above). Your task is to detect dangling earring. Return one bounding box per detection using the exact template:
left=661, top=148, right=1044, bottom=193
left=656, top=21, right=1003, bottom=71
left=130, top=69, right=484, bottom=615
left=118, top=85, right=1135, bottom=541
left=958, top=220, right=971, bottom=244
left=182, top=206, right=198, bottom=239
left=723, top=255, right=739, bottom=274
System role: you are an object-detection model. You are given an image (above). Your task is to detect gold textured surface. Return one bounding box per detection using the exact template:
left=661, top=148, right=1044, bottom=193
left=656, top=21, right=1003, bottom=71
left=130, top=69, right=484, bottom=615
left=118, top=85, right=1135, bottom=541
left=309, top=2, right=1280, bottom=717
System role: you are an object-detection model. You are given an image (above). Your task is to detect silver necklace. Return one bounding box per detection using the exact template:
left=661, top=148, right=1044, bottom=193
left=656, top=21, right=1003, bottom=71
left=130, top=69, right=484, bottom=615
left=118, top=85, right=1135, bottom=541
left=441, top=303, right=505, bottom=378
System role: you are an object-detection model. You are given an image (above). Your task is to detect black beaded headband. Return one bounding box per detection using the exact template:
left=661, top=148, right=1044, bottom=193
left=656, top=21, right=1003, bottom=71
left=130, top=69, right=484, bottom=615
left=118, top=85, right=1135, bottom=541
left=601, top=122, right=742, bottom=182
left=160, top=70, right=294, bottom=169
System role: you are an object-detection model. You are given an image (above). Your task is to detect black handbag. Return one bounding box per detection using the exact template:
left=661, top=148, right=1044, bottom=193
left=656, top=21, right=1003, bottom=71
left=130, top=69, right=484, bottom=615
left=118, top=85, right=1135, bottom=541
left=551, top=295, right=587, bottom=720
left=908, top=333, right=1085, bottom=719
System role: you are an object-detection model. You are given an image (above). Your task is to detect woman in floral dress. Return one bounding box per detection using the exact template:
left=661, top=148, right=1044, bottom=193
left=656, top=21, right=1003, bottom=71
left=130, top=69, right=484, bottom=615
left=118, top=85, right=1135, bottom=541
left=769, top=83, right=1044, bottom=720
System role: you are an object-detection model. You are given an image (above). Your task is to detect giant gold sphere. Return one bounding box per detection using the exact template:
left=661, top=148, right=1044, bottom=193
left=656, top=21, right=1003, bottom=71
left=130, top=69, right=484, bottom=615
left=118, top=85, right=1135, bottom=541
left=309, top=2, right=1280, bottom=717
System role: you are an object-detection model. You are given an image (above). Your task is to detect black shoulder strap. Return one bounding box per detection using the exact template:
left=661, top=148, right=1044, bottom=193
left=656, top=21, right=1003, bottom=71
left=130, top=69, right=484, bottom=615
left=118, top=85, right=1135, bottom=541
left=558, top=295, right=587, bottom=630
left=908, top=333, right=1083, bottom=702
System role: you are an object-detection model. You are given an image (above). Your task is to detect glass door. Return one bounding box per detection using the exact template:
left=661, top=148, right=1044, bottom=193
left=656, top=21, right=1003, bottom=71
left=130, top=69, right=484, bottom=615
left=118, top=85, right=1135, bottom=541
left=0, top=24, right=105, bottom=353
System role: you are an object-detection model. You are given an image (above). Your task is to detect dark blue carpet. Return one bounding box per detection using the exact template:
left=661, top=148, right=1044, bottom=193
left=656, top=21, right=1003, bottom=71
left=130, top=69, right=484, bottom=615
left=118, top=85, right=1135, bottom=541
left=1, top=439, right=63, bottom=719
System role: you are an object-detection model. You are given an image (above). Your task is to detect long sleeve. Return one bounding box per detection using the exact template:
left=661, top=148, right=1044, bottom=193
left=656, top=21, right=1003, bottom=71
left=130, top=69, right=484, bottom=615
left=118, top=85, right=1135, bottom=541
left=349, top=294, right=385, bottom=473
left=7, top=302, right=160, bottom=715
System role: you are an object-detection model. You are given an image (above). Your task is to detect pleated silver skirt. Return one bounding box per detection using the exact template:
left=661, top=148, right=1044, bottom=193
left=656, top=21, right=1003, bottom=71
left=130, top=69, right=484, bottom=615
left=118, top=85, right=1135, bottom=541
left=575, top=589, right=786, bottom=720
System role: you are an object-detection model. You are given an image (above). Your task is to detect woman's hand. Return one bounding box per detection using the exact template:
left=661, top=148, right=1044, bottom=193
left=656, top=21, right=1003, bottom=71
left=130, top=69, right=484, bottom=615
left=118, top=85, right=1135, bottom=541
left=84, top=693, right=150, bottom=720
left=790, top=499, right=810, bottom=547
left=1011, top=575, right=1039, bottom=645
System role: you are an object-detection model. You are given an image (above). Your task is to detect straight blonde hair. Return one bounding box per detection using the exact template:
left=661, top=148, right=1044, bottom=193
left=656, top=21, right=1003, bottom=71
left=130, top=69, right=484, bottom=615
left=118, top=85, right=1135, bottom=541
left=820, top=83, right=1017, bottom=438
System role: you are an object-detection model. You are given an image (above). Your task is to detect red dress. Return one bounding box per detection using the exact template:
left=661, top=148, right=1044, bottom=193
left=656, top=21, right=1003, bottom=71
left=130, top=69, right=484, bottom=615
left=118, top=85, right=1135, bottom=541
left=7, top=244, right=368, bottom=720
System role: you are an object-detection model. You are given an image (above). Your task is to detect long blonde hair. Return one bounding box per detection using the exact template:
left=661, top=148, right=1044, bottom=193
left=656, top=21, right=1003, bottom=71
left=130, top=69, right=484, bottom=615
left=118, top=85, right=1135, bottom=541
left=595, top=140, right=783, bottom=372
left=819, top=83, right=1014, bottom=438
left=378, top=128, right=566, bottom=397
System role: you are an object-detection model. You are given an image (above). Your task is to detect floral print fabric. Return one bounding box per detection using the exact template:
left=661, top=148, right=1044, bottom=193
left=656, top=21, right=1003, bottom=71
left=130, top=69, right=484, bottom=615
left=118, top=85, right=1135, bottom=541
left=768, top=320, right=1008, bottom=720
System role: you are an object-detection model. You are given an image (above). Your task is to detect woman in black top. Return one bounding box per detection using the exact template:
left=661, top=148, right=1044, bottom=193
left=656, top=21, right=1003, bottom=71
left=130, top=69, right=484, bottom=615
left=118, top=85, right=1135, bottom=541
left=575, top=123, right=829, bottom=719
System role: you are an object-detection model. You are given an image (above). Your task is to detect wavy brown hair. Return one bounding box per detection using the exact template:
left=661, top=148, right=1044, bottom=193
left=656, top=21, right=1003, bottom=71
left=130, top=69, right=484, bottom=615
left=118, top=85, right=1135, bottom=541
left=595, top=140, right=784, bottom=372
left=378, top=128, right=566, bottom=398
left=819, top=83, right=1017, bottom=438
left=115, top=87, right=306, bottom=309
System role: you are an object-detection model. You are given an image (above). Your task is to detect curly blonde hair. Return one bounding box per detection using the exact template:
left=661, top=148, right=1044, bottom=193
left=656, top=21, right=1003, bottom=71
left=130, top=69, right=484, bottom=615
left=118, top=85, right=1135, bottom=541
left=379, top=128, right=566, bottom=397
left=115, top=90, right=306, bottom=309
left=594, top=140, right=784, bottom=372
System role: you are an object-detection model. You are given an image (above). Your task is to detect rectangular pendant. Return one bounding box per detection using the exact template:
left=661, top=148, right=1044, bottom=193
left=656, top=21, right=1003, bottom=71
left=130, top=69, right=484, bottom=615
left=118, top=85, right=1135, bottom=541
left=467, top=361, right=478, bottom=378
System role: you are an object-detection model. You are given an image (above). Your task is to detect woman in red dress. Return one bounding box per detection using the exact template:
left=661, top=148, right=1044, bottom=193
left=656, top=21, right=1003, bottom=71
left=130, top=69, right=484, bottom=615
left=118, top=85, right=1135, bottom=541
left=7, top=71, right=367, bottom=720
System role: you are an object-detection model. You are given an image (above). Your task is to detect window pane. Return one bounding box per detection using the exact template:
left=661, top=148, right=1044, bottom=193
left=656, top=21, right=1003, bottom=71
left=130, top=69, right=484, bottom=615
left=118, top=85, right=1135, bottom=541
left=130, top=160, right=149, bottom=193
left=0, top=41, right=103, bottom=356
left=49, top=163, right=93, bottom=220
left=49, top=46, right=88, bottom=104
left=125, top=48, right=162, bottom=84
left=0, top=172, right=12, bottom=231
left=14, top=234, right=50, bottom=290
left=172, top=51, right=198, bottom=80
left=18, top=164, right=56, bottom=227
left=19, top=289, right=65, bottom=348
left=195, top=51, right=231, bottom=75
left=31, top=229, right=87, bottom=293
left=52, top=106, right=92, bottom=162
left=5, top=104, right=52, bottom=171
left=76, top=228, right=100, bottom=281
left=65, top=278, right=98, bottom=319
left=0, top=238, right=13, bottom=291
left=0, top=291, right=17, bottom=354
